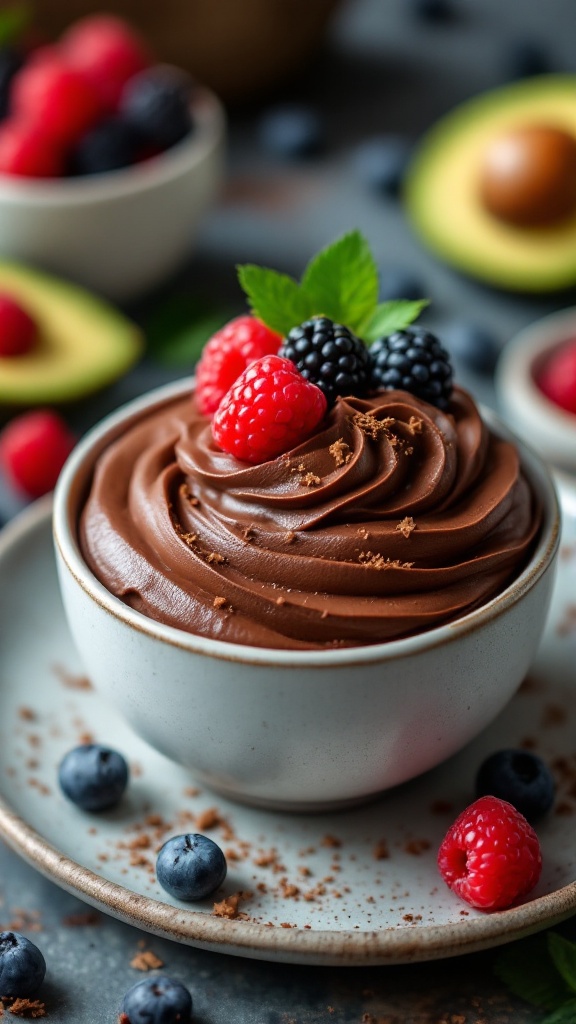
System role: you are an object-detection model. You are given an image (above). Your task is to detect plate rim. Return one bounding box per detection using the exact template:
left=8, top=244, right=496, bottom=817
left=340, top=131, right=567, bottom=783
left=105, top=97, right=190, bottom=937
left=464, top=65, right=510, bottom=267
left=1, top=498, right=576, bottom=966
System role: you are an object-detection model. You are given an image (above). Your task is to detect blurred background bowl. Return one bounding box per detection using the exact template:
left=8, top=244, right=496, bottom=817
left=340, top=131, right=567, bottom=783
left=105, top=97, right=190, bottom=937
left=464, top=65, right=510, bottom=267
left=34, top=0, right=342, bottom=103
left=0, top=86, right=225, bottom=302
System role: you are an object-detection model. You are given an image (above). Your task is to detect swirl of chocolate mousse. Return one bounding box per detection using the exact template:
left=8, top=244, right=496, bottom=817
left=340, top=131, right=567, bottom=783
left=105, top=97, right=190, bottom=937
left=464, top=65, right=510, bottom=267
left=79, top=386, right=541, bottom=650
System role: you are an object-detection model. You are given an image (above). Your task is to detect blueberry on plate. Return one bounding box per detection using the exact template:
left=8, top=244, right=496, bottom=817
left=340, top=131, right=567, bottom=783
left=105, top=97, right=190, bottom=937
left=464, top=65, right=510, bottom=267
left=156, top=834, right=227, bottom=901
left=121, top=975, right=192, bottom=1024
left=351, top=135, right=411, bottom=197
left=379, top=268, right=426, bottom=302
left=58, top=744, right=129, bottom=812
left=120, top=65, right=194, bottom=150
left=442, top=321, right=500, bottom=375
left=0, top=931, right=46, bottom=998
left=257, top=104, right=322, bottom=159
left=475, top=749, right=555, bottom=822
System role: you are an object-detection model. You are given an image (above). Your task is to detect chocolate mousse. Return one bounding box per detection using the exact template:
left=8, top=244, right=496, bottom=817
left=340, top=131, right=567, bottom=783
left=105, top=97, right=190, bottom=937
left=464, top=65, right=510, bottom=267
left=79, top=385, right=541, bottom=649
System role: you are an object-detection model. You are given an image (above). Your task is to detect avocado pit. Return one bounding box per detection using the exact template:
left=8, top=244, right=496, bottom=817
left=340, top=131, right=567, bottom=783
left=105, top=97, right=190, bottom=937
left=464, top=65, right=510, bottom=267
left=479, top=124, right=576, bottom=227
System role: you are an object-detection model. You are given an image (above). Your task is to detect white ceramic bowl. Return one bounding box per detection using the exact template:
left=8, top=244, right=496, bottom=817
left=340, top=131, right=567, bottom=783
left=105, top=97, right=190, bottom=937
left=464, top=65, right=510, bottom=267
left=53, top=380, right=560, bottom=811
left=497, top=307, right=576, bottom=480
left=0, top=87, right=225, bottom=302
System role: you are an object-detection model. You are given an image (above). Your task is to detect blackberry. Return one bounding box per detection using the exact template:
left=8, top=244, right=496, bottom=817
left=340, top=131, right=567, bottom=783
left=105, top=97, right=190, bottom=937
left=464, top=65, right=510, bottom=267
left=369, top=326, right=453, bottom=409
left=280, top=317, right=370, bottom=407
left=120, top=65, right=193, bottom=150
left=69, top=117, right=141, bottom=176
left=0, top=48, right=23, bottom=121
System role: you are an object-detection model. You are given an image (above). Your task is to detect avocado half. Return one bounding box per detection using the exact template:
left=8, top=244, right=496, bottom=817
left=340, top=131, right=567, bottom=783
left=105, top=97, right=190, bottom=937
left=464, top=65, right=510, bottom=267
left=405, top=75, right=576, bottom=292
left=0, top=263, right=142, bottom=405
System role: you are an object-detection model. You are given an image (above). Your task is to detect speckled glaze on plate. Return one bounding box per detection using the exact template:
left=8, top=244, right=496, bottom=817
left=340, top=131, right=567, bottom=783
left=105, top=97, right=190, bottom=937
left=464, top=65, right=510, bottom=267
left=0, top=496, right=575, bottom=967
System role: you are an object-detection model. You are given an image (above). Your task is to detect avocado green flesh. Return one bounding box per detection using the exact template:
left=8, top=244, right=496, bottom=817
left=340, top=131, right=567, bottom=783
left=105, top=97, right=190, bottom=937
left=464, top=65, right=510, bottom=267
left=405, top=75, right=576, bottom=292
left=0, top=263, right=142, bottom=404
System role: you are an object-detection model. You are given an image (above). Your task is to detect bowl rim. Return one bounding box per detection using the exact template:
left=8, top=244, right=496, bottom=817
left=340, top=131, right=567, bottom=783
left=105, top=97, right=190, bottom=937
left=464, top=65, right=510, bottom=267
left=53, top=378, right=561, bottom=669
left=496, top=305, right=576, bottom=438
left=0, top=85, right=225, bottom=207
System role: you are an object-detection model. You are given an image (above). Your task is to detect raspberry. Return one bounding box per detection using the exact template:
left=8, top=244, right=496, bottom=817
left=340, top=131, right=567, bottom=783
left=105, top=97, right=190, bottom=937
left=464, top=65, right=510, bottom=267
left=0, top=410, right=76, bottom=499
left=438, top=795, right=542, bottom=910
left=11, top=55, right=102, bottom=146
left=62, top=15, right=151, bottom=110
left=212, top=354, right=327, bottom=464
left=0, top=292, right=38, bottom=356
left=537, top=340, right=576, bottom=415
left=0, top=120, right=63, bottom=178
left=369, top=326, right=453, bottom=409
left=280, top=317, right=370, bottom=407
left=195, top=316, right=282, bottom=416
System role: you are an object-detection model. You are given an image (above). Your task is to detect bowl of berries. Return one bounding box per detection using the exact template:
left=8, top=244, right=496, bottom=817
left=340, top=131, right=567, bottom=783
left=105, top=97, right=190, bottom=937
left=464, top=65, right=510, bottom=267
left=0, top=14, right=225, bottom=300
left=496, top=307, right=576, bottom=485
left=53, top=233, right=560, bottom=810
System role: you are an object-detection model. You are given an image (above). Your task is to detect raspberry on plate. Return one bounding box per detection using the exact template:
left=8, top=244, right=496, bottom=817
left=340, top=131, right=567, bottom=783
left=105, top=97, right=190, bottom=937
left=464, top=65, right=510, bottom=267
left=11, top=56, right=102, bottom=146
left=212, top=354, right=328, bottom=464
left=0, top=410, right=76, bottom=499
left=437, top=795, right=542, bottom=910
left=62, top=15, right=151, bottom=110
left=196, top=315, right=282, bottom=415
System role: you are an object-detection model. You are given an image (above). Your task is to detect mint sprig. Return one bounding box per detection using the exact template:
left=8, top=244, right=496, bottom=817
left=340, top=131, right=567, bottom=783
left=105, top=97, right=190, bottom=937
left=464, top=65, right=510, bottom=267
left=494, top=932, right=576, bottom=1021
left=237, top=230, right=428, bottom=342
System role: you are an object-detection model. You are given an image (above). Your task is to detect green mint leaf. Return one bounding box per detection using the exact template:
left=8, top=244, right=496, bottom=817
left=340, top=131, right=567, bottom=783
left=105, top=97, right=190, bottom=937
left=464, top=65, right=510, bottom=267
left=237, top=264, right=313, bottom=337
left=300, top=230, right=379, bottom=333
left=548, top=934, right=576, bottom=994
left=0, top=3, right=30, bottom=46
left=362, top=299, right=430, bottom=344
left=542, top=999, right=576, bottom=1024
left=494, top=935, right=572, bottom=1011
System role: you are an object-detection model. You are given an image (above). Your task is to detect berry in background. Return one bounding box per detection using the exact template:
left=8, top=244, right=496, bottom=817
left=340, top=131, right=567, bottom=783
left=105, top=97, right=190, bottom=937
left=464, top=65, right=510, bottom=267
left=0, top=120, right=63, bottom=177
left=257, top=104, right=323, bottom=159
left=0, top=292, right=38, bottom=355
left=62, top=14, right=151, bottom=110
left=120, top=65, right=194, bottom=150
left=11, top=54, right=102, bottom=146
left=0, top=931, right=46, bottom=998
left=537, top=340, right=576, bottom=415
left=69, top=116, right=142, bottom=175
left=0, top=409, right=75, bottom=499
left=58, top=744, right=129, bottom=812
left=0, top=47, right=23, bottom=120
left=121, top=975, right=193, bottom=1024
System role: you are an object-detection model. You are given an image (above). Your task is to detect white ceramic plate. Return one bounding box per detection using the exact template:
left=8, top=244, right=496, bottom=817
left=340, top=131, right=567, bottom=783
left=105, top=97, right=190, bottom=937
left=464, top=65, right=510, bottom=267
left=0, top=498, right=576, bottom=967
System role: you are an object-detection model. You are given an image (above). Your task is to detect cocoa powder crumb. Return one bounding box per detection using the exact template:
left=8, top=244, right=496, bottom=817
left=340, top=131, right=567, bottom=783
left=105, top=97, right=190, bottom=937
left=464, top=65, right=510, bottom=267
left=359, top=551, right=414, bottom=570
left=302, top=473, right=321, bottom=487
left=212, top=892, right=252, bottom=919
left=396, top=516, right=416, bottom=539
left=62, top=911, right=101, bottom=927
left=407, top=416, right=423, bottom=435
left=195, top=807, right=221, bottom=830
left=405, top=838, right=432, bottom=855
left=276, top=596, right=286, bottom=605
left=206, top=552, right=225, bottom=564
left=284, top=531, right=296, bottom=544
left=213, top=596, right=227, bottom=609
left=130, top=950, right=164, bottom=971
left=320, top=834, right=341, bottom=848
left=329, top=439, right=352, bottom=466
left=18, top=708, right=36, bottom=722
left=374, top=840, right=389, bottom=860
left=430, top=799, right=454, bottom=815
left=51, top=664, right=92, bottom=690
left=4, top=1000, right=46, bottom=1018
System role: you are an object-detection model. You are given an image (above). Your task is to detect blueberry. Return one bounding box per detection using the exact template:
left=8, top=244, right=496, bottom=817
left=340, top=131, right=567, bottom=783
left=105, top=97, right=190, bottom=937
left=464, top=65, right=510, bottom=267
left=379, top=268, right=426, bottom=302
left=156, top=834, right=227, bottom=901
left=505, top=39, right=551, bottom=79
left=121, top=975, right=192, bottom=1024
left=352, top=135, right=411, bottom=197
left=0, top=932, right=46, bottom=998
left=442, top=322, right=500, bottom=374
left=69, top=117, right=142, bottom=176
left=0, top=48, right=23, bottom=121
left=120, top=65, right=193, bottom=150
left=257, top=104, right=322, bottom=159
left=475, top=749, right=555, bottom=823
left=58, top=744, right=129, bottom=812
left=409, top=0, right=453, bottom=22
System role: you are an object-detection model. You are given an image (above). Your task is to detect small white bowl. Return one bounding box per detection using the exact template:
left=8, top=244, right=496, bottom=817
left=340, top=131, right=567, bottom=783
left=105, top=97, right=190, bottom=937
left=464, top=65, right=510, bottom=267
left=496, top=307, right=576, bottom=478
left=53, top=380, right=560, bottom=811
left=0, top=87, right=225, bottom=302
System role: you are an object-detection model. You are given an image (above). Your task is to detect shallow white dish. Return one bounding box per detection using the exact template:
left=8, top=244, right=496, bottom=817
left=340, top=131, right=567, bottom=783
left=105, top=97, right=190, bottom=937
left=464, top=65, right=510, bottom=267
left=0, top=499, right=576, bottom=965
